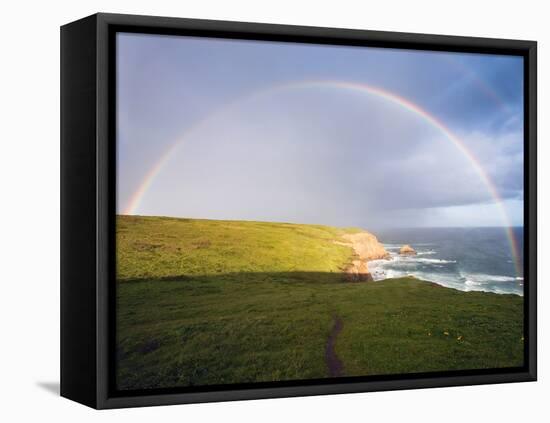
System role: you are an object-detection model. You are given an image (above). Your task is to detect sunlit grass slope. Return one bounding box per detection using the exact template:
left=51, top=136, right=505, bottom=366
left=117, top=215, right=360, bottom=280
left=116, top=215, right=524, bottom=390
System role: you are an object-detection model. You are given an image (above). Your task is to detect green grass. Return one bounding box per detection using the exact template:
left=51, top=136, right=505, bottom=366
left=117, top=215, right=360, bottom=280
left=116, top=215, right=524, bottom=390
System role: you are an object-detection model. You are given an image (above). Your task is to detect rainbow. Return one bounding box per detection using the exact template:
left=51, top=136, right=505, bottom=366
left=122, top=80, right=522, bottom=276
left=441, top=55, right=513, bottom=114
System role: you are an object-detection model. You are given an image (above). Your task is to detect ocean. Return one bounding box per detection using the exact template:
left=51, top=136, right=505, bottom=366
left=368, top=227, right=524, bottom=296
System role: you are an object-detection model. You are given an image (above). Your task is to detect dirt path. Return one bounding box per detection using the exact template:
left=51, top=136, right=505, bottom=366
left=325, top=315, right=344, bottom=377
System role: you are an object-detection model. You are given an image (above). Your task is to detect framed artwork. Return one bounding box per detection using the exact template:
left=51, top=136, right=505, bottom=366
left=61, top=13, right=537, bottom=409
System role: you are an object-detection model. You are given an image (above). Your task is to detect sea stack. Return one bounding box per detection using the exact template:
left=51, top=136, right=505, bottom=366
left=399, top=244, right=417, bottom=255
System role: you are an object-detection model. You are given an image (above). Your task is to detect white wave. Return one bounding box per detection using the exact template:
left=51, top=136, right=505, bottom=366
left=416, top=251, right=437, bottom=256
left=417, top=272, right=522, bottom=296
left=462, top=273, right=518, bottom=283
left=417, top=258, right=456, bottom=264
left=389, top=256, right=456, bottom=264
left=369, top=259, right=523, bottom=296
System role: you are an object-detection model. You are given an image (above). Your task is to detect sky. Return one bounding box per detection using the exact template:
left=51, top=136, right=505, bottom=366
left=116, top=32, right=524, bottom=230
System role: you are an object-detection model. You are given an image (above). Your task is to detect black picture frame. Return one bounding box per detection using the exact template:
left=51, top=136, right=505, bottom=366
left=60, top=12, right=537, bottom=409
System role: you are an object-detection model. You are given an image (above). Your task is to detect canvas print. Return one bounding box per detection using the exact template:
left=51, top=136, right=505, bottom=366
left=115, top=33, right=524, bottom=391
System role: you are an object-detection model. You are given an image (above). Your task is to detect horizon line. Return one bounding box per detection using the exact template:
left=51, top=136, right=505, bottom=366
left=116, top=213, right=523, bottom=230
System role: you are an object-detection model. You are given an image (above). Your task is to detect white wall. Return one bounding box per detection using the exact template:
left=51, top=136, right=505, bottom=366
left=1, top=0, right=546, bottom=421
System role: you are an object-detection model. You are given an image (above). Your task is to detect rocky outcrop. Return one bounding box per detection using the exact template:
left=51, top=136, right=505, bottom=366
left=399, top=244, right=417, bottom=255
left=345, top=259, right=374, bottom=282
left=341, top=232, right=389, bottom=261
left=338, top=232, right=389, bottom=282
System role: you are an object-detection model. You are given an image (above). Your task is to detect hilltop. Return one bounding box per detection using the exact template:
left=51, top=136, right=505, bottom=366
left=117, top=215, right=387, bottom=281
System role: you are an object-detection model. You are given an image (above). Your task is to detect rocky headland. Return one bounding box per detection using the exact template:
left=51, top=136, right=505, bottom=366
left=336, top=232, right=390, bottom=282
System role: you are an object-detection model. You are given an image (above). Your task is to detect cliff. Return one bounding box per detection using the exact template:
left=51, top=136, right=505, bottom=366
left=341, top=232, right=389, bottom=261
left=337, top=232, right=389, bottom=281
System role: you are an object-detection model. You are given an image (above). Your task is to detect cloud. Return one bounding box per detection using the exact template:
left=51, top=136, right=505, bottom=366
left=136, top=89, right=523, bottom=227
left=116, top=33, right=524, bottom=228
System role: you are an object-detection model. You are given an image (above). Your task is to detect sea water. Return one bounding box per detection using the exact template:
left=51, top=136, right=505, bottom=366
left=368, top=227, right=524, bottom=296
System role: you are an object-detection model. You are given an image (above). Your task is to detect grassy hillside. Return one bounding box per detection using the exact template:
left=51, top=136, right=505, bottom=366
left=117, top=215, right=361, bottom=280
left=116, top=215, right=524, bottom=390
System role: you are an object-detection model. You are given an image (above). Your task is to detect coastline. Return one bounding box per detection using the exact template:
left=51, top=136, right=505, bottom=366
left=333, top=226, right=523, bottom=297
left=335, top=231, right=389, bottom=281
left=115, top=215, right=524, bottom=389
left=366, top=229, right=524, bottom=296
